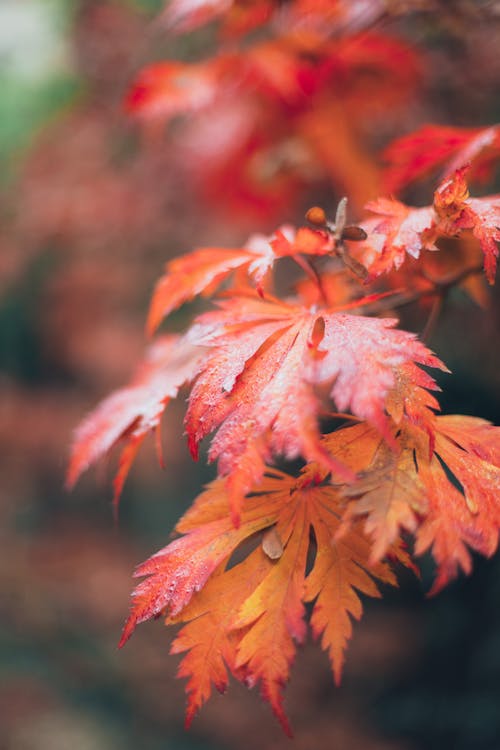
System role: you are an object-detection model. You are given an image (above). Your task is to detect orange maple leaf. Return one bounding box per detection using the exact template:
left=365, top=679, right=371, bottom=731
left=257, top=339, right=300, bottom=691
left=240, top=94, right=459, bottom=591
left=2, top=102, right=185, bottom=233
left=147, top=226, right=332, bottom=334
left=118, top=474, right=286, bottom=647
left=121, top=464, right=409, bottom=732
left=339, top=427, right=427, bottom=563
left=336, top=417, right=500, bottom=586
left=415, top=415, right=500, bottom=592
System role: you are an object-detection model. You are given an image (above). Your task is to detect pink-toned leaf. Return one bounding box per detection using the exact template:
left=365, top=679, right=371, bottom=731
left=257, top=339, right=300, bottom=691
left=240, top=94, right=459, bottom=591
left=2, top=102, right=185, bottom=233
left=67, top=335, right=204, bottom=498
left=185, top=296, right=444, bottom=519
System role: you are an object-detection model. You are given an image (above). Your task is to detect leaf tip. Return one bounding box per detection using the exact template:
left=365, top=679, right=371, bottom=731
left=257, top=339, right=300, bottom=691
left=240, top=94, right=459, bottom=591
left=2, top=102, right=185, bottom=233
left=118, top=618, right=135, bottom=649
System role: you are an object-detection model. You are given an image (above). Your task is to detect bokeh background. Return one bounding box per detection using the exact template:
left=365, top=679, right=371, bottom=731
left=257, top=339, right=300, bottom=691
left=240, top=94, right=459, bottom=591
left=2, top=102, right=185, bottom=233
left=1, top=2, right=500, bottom=749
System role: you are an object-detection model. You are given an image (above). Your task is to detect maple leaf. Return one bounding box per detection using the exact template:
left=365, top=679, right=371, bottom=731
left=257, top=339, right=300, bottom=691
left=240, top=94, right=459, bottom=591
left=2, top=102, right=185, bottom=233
left=335, top=417, right=500, bottom=586
left=118, top=473, right=286, bottom=647
left=127, top=39, right=309, bottom=123
left=357, top=171, right=500, bottom=283
left=357, top=198, right=436, bottom=278
left=146, top=225, right=332, bottom=334
left=385, top=361, right=443, bottom=444
left=146, top=245, right=263, bottom=335
left=184, top=295, right=444, bottom=520
left=67, top=335, right=204, bottom=504
left=124, top=28, right=421, bottom=220
left=341, top=428, right=427, bottom=563
left=72, top=256, right=437, bottom=518
left=383, top=123, right=500, bottom=194
left=121, top=465, right=407, bottom=732
left=431, top=167, right=500, bottom=283
left=168, top=552, right=272, bottom=728
left=415, top=415, right=500, bottom=592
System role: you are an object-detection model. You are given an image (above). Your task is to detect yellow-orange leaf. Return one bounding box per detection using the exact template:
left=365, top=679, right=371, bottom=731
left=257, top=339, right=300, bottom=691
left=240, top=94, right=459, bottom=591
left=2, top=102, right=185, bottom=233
left=121, top=462, right=408, bottom=731
left=342, top=433, right=427, bottom=564
left=416, top=416, right=500, bottom=592
left=167, top=554, right=272, bottom=728
left=119, top=474, right=286, bottom=646
left=118, top=415, right=500, bottom=730
left=337, top=417, right=500, bottom=590
left=304, top=488, right=398, bottom=683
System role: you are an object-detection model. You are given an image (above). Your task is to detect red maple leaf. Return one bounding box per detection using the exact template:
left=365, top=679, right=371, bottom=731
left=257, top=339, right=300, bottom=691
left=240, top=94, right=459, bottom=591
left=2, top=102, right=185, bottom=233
left=185, top=294, right=444, bottom=520
left=383, top=123, right=500, bottom=194
left=359, top=197, right=436, bottom=277
left=125, top=59, right=225, bottom=119
left=356, top=170, right=500, bottom=283
left=432, top=167, right=500, bottom=283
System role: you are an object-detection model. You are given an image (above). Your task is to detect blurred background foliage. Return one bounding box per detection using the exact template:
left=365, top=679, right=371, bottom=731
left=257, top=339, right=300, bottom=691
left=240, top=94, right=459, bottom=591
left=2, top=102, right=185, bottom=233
left=1, top=1, right=500, bottom=749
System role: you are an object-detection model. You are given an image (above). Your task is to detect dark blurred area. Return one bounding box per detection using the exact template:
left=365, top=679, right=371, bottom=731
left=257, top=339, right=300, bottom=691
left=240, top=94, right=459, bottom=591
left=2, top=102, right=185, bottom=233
left=1, top=2, right=500, bottom=749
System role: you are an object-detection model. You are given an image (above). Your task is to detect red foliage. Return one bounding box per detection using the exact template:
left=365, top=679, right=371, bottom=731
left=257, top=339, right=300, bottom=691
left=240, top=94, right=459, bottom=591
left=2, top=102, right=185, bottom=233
left=355, top=170, right=500, bottom=283
left=383, top=123, right=500, bottom=194
left=63, top=0, right=500, bottom=735
left=70, top=177, right=500, bottom=728
left=126, top=29, right=421, bottom=218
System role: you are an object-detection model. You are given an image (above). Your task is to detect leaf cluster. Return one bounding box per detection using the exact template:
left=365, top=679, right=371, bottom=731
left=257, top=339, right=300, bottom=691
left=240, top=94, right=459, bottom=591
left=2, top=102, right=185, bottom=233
left=67, top=0, right=500, bottom=733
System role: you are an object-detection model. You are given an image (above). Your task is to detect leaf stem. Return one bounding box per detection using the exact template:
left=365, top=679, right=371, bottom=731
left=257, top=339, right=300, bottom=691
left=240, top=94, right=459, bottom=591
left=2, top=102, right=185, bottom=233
left=359, top=263, right=484, bottom=316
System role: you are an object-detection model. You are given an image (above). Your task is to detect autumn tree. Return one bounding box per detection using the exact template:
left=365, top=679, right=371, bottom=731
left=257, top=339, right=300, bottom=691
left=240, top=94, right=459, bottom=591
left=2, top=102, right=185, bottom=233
left=68, top=0, right=500, bottom=735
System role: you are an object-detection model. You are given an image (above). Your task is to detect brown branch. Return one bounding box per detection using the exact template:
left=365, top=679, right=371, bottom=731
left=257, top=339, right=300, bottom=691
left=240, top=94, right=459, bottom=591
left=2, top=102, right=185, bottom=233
left=291, top=254, right=330, bottom=307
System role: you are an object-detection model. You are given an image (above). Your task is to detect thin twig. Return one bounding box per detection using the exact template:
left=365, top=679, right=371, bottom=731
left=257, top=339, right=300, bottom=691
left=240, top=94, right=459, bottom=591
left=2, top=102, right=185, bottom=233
left=358, top=263, right=484, bottom=316
left=421, top=295, right=443, bottom=342
left=292, top=254, right=330, bottom=306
